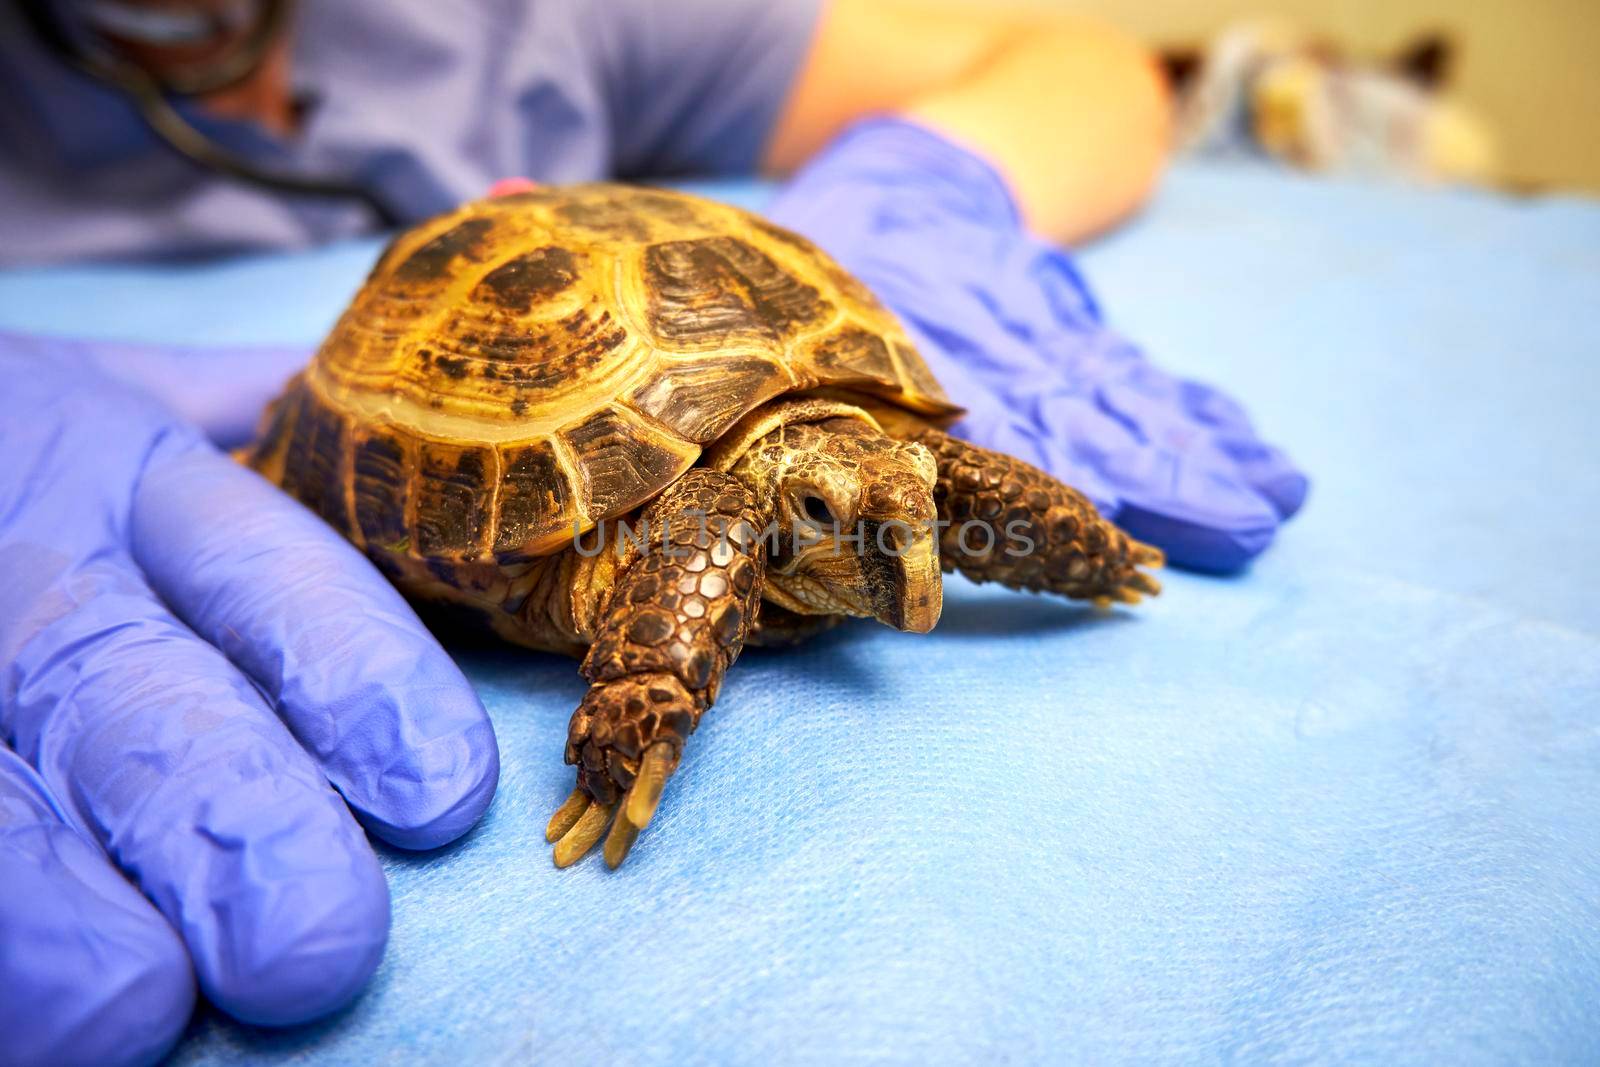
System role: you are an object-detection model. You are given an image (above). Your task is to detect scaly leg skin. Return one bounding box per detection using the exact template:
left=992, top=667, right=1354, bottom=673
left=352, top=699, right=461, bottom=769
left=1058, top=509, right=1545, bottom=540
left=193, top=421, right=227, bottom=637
left=546, top=469, right=768, bottom=869
left=745, top=602, right=844, bottom=648
left=907, top=428, right=1164, bottom=605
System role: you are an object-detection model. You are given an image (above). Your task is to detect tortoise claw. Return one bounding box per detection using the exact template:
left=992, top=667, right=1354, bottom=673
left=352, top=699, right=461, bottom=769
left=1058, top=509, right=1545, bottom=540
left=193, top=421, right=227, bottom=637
left=602, top=809, right=642, bottom=868
left=545, top=786, right=589, bottom=842
left=547, top=741, right=681, bottom=870
left=552, top=797, right=612, bottom=867
left=624, top=743, right=674, bottom=830
left=1128, top=570, right=1162, bottom=596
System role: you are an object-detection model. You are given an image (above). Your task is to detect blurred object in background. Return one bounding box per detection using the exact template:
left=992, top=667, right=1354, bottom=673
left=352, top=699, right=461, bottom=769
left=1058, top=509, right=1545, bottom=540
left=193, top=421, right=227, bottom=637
left=1165, top=19, right=1497, bottom=184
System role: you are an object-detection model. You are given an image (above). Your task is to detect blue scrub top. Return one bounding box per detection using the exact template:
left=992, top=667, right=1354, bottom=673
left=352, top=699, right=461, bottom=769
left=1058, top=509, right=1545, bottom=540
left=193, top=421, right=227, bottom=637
left=0, top=0, right=822, bottom=265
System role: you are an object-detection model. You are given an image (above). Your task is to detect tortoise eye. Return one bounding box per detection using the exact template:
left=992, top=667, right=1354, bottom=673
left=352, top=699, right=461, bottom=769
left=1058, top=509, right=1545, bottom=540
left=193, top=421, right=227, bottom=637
left=801, top=494, right=837, bottom=526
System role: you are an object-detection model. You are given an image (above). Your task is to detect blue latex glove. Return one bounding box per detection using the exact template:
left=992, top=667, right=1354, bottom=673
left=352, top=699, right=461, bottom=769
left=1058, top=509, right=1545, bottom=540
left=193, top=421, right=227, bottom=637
left=0, top=335, right=499, bottom=1066
left=767, top=118, right=1308, bottom=572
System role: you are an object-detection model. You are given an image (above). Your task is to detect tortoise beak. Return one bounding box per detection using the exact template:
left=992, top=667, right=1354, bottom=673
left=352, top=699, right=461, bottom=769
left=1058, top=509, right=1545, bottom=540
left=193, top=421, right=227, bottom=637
left=866, top=520, right=942, bottom=633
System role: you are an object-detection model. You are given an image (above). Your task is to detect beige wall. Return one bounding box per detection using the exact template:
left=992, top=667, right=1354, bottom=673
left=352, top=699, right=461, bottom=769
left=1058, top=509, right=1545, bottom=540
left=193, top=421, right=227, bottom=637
left=991, top=0, right=1600, bottom=192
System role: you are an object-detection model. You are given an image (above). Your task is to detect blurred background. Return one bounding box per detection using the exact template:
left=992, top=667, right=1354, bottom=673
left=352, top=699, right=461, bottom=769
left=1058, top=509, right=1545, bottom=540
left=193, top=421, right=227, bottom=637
left=988, top=0, right=1600, bottom=194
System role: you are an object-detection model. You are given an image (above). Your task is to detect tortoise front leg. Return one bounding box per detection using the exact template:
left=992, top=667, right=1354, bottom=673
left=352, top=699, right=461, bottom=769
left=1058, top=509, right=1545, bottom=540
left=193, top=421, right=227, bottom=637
left=906, top=428, right=1164, bottom=605
left=545, top=469, right=767, bottom=868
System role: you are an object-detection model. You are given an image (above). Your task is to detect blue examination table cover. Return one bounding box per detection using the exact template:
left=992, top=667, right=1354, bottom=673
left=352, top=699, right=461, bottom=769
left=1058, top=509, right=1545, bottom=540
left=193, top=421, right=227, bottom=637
left=2, top=163, right=1598, bottom=1064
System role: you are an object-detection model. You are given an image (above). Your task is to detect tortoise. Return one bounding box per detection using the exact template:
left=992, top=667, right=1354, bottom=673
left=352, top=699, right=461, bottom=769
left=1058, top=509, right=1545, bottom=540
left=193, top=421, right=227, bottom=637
left=242, top=183, right=1163, bottom=869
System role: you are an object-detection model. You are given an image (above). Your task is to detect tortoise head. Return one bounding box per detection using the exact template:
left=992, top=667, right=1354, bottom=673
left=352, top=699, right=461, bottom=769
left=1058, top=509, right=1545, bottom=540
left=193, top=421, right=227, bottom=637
left=730, top=417, right=942, bottom=633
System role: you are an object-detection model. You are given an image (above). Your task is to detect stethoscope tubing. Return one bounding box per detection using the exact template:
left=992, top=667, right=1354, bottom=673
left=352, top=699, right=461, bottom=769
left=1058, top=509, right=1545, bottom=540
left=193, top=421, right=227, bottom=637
left=19, top=0, right=402, bottom=227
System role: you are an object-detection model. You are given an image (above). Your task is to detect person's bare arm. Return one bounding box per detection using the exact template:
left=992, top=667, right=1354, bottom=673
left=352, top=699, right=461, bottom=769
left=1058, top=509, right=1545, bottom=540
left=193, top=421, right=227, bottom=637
left=764, top=0, right=1171, bottom=244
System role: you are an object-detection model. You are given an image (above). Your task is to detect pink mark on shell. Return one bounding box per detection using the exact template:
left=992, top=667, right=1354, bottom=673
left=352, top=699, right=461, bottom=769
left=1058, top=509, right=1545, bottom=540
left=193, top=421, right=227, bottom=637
left=488, top=177, right=540, bottom=198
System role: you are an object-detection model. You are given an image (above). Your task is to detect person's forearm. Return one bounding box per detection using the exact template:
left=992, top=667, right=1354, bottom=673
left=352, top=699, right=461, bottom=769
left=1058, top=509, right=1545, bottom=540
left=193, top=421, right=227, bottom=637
left=766, top=2, right=1173, bottom=245
left=899, top=18, right=1171, bottom=243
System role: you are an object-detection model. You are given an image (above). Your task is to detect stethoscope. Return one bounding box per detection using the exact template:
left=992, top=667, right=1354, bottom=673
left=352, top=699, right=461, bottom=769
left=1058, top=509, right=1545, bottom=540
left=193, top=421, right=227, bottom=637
left=18, top=0, right=402, bottom=226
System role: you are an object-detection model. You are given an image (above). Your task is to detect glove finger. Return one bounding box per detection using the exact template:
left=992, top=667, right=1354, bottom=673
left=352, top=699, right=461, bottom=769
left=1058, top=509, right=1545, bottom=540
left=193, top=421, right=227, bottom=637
left=1110, top=457, right=1282, bottom=573
left=96, top=343, right=309, bottom=450
left=10, top=331, right=311, bottom=450
left=131, top=443, right=499, bottom=851
left=1138, top=373, right=1310, bottom=520
left=1212, top=431, right=1311, bottom=520
left=1098, top=374, right=1311, bottom=524
left=1179, top=378, right=1256, bottom=434
left=0, top=747, right=193, bottom=1067
left=4, top=558, right=390, bottom=1026
left=1081, top=374, right=1304, bottom=565
left=1113, top=374, right=1312, bottom=524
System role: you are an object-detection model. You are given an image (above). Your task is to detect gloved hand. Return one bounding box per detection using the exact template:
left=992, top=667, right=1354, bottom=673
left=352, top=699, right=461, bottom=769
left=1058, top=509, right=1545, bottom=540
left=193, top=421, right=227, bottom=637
left=0, top=335, right=499, bottom=1067
left=767, top=118, right=1308, bottom=572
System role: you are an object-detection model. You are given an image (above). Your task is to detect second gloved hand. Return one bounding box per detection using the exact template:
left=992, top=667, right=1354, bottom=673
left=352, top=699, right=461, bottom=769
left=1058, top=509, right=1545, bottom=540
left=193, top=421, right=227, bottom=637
left=767, top=118, right=1308, bottom=572
left=0, top=335, right=499, bottom=1067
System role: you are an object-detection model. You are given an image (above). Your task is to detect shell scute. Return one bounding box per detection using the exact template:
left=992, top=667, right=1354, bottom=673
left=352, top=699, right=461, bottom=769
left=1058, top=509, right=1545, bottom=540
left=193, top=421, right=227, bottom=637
left=414, top=440, right=495, bottom=558
left=892, top=339, right=947, bottom=400
left=392, top=216, right=496, bottom=284
left=352, top=430, right=411, bottom=550
left=558, top=405, right=698, bottom=523
left=433, top=302, right=630, bottom=394
left=281, top=390, right=351, bottom=533
left=805, top=325, right=897, bottom=386
left=471, top=246, right=583, bottom=313
left=494, top=440, right=575, bottom=558
left=554, top=187, right=715, bottom=240
left=642, top=236, right=833, bottom=350
left=626, top=353, right=791, bottom=444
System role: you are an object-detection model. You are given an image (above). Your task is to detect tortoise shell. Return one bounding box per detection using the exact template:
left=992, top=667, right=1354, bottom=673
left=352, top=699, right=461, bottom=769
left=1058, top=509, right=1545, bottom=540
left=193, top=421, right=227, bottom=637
left=246, top=183, right=962, bottom=564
